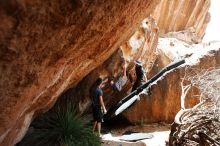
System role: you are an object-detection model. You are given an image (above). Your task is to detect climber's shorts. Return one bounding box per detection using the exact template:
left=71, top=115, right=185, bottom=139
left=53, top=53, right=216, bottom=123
left=92, top=106, right=103, bottom=122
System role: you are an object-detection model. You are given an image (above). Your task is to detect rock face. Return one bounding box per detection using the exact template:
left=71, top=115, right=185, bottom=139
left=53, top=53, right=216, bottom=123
left=73, top=0, right=214, bottom=124
left=0, top=0, right=160, bottom=145
left=152, top=0, right=211, bottom=40
left=121, top=16, right=159, bottom=71
left=70, top=17, right=160, bottom=114
left=122, top=39, right=220, bottom=123
left=0, top=0, right=213, bottom=145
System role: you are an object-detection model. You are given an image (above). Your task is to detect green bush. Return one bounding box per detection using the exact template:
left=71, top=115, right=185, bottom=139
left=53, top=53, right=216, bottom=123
left=19, top=103, right=101, bottom=146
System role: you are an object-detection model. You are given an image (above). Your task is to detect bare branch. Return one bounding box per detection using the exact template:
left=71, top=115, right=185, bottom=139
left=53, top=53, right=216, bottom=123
left=169, top=68, right=220, bottom=146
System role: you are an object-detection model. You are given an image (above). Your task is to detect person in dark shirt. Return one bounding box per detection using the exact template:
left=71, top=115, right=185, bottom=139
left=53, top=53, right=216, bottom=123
left=91, top=78, right=107, bottom=136
left=131, top=60, right=147, bottom=92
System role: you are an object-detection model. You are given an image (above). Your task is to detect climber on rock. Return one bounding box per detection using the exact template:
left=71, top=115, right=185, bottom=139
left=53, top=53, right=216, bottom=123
left=91, top=77, right=107, bottom=137
left=131, top=60, right=147, bottom=92
left=110, top=60, right=128, bottom=92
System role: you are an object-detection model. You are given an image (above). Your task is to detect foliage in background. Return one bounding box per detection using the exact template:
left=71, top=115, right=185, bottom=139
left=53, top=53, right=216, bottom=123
left=18, top=103, right=101, bottom=146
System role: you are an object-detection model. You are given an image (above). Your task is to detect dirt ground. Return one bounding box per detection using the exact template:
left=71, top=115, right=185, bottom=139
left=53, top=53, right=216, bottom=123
left=102, top=123, right=170, bottom=146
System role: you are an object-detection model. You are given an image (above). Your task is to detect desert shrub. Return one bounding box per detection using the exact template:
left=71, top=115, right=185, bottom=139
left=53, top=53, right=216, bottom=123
left=19, top=103, right=101, bottom=146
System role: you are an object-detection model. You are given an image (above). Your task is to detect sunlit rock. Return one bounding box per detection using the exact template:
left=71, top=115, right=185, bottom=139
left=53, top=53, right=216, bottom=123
left=152, top=0, right=211, bottom=41
left=0, top=0, right=214, bottom=145
left=0, top=0, right=160, bottom=145
left=73, top=17, right=159, bottom=114
left=122, top=39, right=220, bottom=123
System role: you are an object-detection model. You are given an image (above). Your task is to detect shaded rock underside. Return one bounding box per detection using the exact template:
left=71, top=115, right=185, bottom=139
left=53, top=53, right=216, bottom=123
left=0, top=0, right=213, bottom=145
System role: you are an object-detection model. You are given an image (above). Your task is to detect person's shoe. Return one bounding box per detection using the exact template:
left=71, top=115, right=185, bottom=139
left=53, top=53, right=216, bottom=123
left=99, top=134, right=103, bottom=138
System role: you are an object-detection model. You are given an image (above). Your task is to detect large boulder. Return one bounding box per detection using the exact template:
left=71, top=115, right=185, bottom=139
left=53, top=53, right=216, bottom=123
left=152, top=0, right=211, bottom=40
left=122, top=39, right=220, bottom=124
left=0, top=0, right=212, bottom=145
left=0, top=0, right=160, bottom=145
left=73, top=18, right=160, bottom=113
left=80, top=0, right=213, bottom=117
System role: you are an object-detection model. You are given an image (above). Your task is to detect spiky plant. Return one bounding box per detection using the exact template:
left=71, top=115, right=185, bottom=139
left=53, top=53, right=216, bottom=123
left=19, top=103, right=101, bottom=146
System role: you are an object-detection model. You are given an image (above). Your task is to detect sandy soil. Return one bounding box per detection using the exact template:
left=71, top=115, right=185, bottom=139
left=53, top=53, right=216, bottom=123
left=102, top=123, right=170, bottom=146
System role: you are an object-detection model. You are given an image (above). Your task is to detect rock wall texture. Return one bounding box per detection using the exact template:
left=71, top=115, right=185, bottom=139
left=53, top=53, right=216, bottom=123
left=122, top=40, right=220, bottom=123
left=68, top=18, right=159, bottom=114
left=152, top=0, right=211, bottom=40
left=121, top=16, right=159, bottom=71
left=0, top=0, right=214, bottom=145
left=0, top=0, right=160, bottom=145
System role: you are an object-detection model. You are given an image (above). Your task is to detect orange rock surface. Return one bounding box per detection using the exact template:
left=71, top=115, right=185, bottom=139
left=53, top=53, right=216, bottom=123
left=122, top=40, right=220, bottom=123
left=152, top=0, right=211, bottom=39
left=0, top=0, right=159, bottom=145
left=0, top=0, right=214, bottom=145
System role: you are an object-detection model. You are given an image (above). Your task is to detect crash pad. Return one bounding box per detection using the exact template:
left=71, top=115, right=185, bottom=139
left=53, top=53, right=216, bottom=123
left=120, top=133, right=153, bottom=141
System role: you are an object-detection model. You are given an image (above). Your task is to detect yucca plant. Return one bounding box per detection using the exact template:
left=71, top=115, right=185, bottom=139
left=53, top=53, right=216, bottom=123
left=19, top=103, right=101, bottom=146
